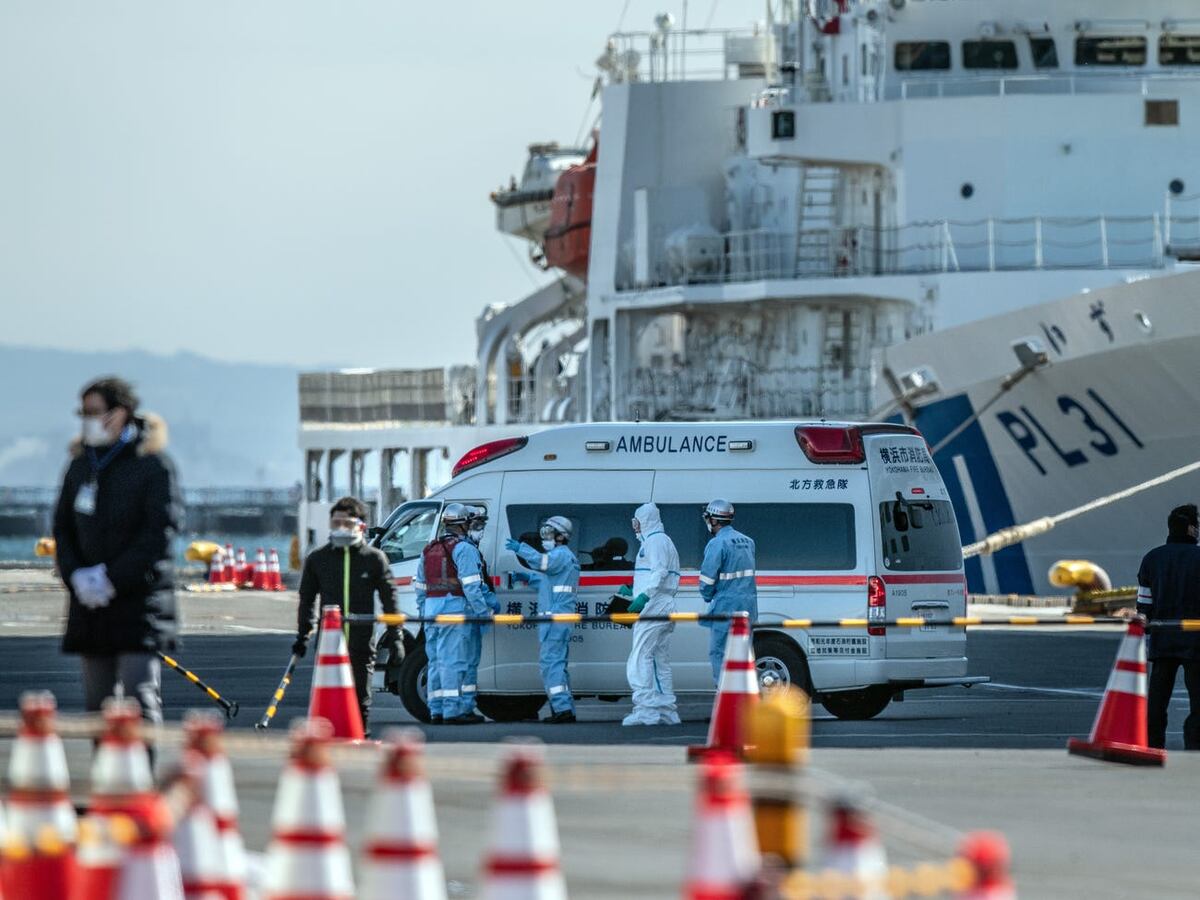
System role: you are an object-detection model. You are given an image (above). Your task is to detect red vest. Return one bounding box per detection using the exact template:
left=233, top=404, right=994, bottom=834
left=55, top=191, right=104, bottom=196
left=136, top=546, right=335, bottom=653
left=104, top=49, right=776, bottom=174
left=423, top=536, right=463, bottom=597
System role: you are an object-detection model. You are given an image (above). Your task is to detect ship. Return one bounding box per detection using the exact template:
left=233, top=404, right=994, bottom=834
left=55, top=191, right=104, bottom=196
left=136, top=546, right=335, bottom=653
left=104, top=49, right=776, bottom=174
left=299, top=0, right=1200, bottom=595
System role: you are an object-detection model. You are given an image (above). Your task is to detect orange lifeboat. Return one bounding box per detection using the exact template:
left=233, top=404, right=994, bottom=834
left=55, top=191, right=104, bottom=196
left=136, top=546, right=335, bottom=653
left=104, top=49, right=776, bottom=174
left=543, top=141, right=596, bottom=280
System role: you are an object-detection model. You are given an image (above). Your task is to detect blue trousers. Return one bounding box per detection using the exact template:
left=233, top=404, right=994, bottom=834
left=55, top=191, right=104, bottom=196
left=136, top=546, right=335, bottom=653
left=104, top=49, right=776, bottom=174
left=707, top=620, right=730, bottom=686
left=538, top=622, right=575, bottom=713
left=424, top=626, right=444, bottom=718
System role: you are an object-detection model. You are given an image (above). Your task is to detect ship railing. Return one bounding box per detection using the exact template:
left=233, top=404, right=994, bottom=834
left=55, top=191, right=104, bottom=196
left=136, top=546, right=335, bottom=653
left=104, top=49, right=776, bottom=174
left=891, top=70, right=1200, bottom=101
left=299, top=367, right=475, bottom=427
left=1163, top=190, right=1200, bottom=259
left=604, top=27, right=775, bottom=83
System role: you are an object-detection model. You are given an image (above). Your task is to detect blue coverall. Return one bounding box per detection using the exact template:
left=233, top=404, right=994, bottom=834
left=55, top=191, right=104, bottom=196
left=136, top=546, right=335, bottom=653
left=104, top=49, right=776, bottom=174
left=516, top=542, right=581, bottom=714
left=698, top=525, right=758, bottom=685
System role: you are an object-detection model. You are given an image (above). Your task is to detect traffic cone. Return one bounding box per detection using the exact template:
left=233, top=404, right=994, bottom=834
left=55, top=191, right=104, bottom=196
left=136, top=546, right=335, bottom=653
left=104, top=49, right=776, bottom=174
left=956, top=832, right=1016, bottom=899
left=682, top=752, right=760, bottom=900
left=481, top=743, right=566, bottom=900
left=181, top=711, right=246, bottom=900
left=234, top=549, right=250, bottom=588
left=823, top=796, right=888, bottom=900
left=688, top=613, right=759, bottom=761
left=307, top=606, right=365, bottom=741
left=208, top=549, right=227, bottom=585
left=251, top=549, right=269, bottom=591
left=267, top=549, right=284, bottom=591
left=360, top=729, right=446, bottom=900
left=1067, top=618, right=1166, bottom=766
left=171, top=755, right=227, bottom=900
left=3, top=691, right=77, bottom=899
left=261, top=719, right=355, bottom=900
left=222, top=545, right=236, bottom=584
left=113, top=790, right=186, bottom=900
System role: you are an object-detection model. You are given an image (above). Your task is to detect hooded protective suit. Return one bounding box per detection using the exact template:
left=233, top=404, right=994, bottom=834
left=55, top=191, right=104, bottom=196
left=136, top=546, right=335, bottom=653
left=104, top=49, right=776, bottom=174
left=699, top=525, right=758, bottom=684
left=623, top=503, right=682, bottom=725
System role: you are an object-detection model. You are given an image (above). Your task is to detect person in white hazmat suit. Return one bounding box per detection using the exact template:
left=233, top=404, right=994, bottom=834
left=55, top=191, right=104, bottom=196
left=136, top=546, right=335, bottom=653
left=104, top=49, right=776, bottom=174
left=622, top=502, right=682, bottom=726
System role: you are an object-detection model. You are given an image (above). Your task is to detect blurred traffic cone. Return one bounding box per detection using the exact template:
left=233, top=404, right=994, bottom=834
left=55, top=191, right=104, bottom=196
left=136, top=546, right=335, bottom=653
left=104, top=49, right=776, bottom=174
left=181, top=712, right=246, bottom=900
left=262, top=719, right=355, bottom=900
left=171, top=756, right=227, bottom=900
left=481, top=743, right=566, bottom=900
left=689, top=613, right=759, bottom=761
left=307, top=606, right=365, bottom=741
left=234, top=549, right=250, bottom=588
left=3, top=692, right=77, bottom=899
left=251, top=549, right=269, bottom=591
left=1068, top=618, right=1166, bottom=766
left=222, top=545, right=236, bottom=584
left=114, top=790, right=186, bottom=900
left=824, top=796, right=888, bottom=900
left=208, top=549, right=227, bottom=586
left=683, top=752, right=760, bottom=900
left=956, top=832, right=1016, bottom=899
left=360, top=729, right=446, bottom=900
left=267, top=549, right=284, bottom=591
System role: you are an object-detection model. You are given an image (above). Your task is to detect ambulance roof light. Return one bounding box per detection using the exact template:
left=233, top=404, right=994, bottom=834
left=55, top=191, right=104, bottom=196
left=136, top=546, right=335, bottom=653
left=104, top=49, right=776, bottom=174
left=452, top=436, right=528, bottom=478
left=795, top=425, right=865, bottom=464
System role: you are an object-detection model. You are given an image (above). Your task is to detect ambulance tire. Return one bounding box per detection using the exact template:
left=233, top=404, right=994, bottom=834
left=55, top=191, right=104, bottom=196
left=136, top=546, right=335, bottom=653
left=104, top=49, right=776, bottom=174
left=820, top=686, right=892, bottom=720
left=476, top=694, right=546, bottom=723
left=752, top=632, right=813, bottom=697
left=396, top=638, right=432, bottom=722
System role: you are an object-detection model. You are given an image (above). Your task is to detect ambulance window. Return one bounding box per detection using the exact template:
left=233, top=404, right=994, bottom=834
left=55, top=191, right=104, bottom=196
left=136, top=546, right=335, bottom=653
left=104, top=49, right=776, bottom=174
left=658, top=503, right=856, bottom=570
left=879, top=500, right=961, bottom=571
left=505, top=504, right=636, bottom=571
left=378, top=502, right=440, bottom=564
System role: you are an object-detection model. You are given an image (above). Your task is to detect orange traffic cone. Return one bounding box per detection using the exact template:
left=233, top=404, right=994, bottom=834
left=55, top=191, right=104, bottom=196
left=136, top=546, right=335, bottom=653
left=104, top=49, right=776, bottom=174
left=251, top=549, right=269, bottom=591
left=682, top=752, right=760, bottom=900
left=222, top=545, right=236, bottom=584
left=3, top=691, right=77, bottom=899
left=360, top=729, right=446, bottom=900
left=823, top=796, right=888, bottom=900
left=262, top=719, right=355, bottom=900
left=267, top=549, right=284, bottom=591
left=181, top=712, right=246, bottom=900
left=689, top=613, right=759, bottom=761
left=481, top=743, right=566, bottom=900
left=956, top=832, right=1016, bottom=899
left=208, top=549, right=227, bottom=585
left=1068, top=618, right=1166, bottom=766
left=172, top=755, right=227, bottom=900
left=307, top=606, right=365, bottom=741
left=233, top=549, right=249, bottom=588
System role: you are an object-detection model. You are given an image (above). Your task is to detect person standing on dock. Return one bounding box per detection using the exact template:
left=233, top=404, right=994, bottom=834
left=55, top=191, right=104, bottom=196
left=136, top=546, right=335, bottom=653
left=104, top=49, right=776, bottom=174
left=53, top=377, right=182, bottom=756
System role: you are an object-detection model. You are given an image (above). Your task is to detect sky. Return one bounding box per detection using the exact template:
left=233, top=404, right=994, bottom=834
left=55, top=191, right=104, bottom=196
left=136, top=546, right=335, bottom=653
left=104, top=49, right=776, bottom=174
left=0, top=1, right=755, bottom=371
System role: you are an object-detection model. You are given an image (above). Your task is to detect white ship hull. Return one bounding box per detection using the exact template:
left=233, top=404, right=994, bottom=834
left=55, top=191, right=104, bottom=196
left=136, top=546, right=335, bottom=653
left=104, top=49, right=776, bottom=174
left=880, top=269, right=1200, bottom=595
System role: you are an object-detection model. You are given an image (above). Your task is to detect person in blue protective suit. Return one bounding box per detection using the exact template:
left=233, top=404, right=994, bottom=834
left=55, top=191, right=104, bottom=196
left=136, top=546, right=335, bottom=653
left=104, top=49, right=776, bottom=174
left=416, top=503, right=498, bottom=724
left=698, top=499, right=758, bottom=685
left=506, top=515, right=581, bottom=723
left=623, top=502, right=682, bottom=726
left=461, top=505, right=500, bottom=717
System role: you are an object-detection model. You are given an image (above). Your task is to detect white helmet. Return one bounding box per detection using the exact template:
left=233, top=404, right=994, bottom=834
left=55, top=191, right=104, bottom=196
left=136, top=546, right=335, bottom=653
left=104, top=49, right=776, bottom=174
left=702, top=499, right=735, bottom=526
left=540, top=515, right=573, bottom=542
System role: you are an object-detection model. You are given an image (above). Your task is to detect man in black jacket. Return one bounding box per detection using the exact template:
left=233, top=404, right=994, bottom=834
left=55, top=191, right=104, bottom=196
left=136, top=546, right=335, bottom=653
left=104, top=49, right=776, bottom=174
left=54, top=377, right=182, bottom=733
left=295, top=496, right=399, bottom=735
left=1138, top=503, right=1200, bottom=750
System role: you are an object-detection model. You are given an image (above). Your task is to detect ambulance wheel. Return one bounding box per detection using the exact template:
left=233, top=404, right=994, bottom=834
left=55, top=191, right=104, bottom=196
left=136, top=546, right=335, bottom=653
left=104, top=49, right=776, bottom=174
left=476, top=695, right=546, bottom=723
left=753, top=632, right=813, bottom=697
left=397, top=640, right=432, bottom=722
left=821, top=687, right=892, bottom=720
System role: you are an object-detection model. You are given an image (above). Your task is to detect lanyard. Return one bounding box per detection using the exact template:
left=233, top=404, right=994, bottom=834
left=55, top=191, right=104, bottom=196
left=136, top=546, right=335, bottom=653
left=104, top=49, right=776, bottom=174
left=85, top=424, right=136, bottom=476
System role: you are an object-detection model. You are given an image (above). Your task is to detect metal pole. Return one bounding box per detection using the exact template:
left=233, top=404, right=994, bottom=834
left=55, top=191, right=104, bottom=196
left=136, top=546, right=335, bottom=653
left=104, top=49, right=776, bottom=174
left=987, top=218, right=995, bottom=271
left=1100, top=216, right=1109, bottom=268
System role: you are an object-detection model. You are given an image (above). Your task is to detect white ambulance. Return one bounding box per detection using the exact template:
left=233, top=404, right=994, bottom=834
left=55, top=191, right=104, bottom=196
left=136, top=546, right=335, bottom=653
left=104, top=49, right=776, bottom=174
left=376, top=421, right=985, bottom=722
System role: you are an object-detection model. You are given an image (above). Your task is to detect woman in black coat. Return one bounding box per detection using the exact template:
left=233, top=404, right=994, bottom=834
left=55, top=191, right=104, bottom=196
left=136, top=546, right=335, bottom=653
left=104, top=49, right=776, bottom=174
left=53, top=377, right=182, bottom=727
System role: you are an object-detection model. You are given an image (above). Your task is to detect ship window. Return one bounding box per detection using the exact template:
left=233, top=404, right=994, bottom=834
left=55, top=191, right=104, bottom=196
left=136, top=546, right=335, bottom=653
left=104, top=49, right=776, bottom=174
left=962, top=40, right=1018, bottom=70
left=1029, top=37, right=1059, bottom=68
left=1160, top=34, right=1200, bottom=66
left=895, top=41, right=951, bottom=71
left=1147, top=100, right=1180, bottom=126
left=1075, top=36, right=1147, bottom=67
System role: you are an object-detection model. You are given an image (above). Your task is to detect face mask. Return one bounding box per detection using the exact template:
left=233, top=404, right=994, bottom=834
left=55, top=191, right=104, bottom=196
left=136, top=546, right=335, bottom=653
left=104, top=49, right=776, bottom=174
left=468, top=526, right=485, bottom=544
left=542, top=539, right=556, bottom=551
left=330, top=528, right=360, bottom=548
left=81, top=416, right=111, bottom=447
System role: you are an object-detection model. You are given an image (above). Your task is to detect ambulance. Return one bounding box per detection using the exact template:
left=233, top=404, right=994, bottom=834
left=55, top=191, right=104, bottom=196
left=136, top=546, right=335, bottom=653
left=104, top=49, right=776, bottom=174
left=376, top=421, right=986, bottom=722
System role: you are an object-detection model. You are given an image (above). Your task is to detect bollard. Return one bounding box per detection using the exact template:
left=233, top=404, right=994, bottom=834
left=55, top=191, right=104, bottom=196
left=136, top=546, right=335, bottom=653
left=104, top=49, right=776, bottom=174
left=746, top=687, right=810, bottom=871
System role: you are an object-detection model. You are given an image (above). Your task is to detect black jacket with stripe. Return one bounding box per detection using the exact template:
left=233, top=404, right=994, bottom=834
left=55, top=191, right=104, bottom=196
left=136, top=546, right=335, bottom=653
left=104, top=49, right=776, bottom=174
left=1137, top=536, right=1200, bottom=660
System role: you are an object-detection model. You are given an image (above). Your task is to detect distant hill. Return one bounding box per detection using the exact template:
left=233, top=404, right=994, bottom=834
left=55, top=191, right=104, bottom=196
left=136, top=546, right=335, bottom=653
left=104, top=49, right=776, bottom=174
left=0, top=345, right=302, bottom=488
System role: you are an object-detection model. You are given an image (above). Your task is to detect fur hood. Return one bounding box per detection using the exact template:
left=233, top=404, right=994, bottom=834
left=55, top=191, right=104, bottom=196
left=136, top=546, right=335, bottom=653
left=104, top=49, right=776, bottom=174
left=69, top=412, right=169, bottom=458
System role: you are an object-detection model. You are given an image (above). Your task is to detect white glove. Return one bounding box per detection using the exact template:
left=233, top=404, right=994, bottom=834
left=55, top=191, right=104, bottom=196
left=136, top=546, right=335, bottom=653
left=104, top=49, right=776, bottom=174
left=70, top=565, right=115, bottom=609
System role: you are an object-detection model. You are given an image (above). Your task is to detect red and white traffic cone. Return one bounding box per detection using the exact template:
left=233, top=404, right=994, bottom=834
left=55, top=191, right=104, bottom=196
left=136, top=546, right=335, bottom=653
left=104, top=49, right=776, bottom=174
left=360, top=729, right=446, bottom=900
left=956, top=831, right=1016, bottom=899
left=683, top=752, right=760, bottom=900
left=823, top=796, right=888, bottom=900
left=481, top=743, right=566, bottom=900
left=251, top=549, right=269, bottom=591
left=181, top=712, right=246, bottom=900
left=1068, top=618, right=1166, bottom=766
left=689, top=613, right=759, bottom=761
left=267, top=549, right=284, bottom=591
left=208, top=549, right=227, bottom=586
left=233, top=549, right=250, bottom=588
left=3, top=691, right=77, bottom=899
left=262, top=719, right=355, bottom=900
left=307, top=606, right=365, bottom=741
left=172, top=755, right=227, bottom=900
left=222, top=545, right=236, bottom=584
